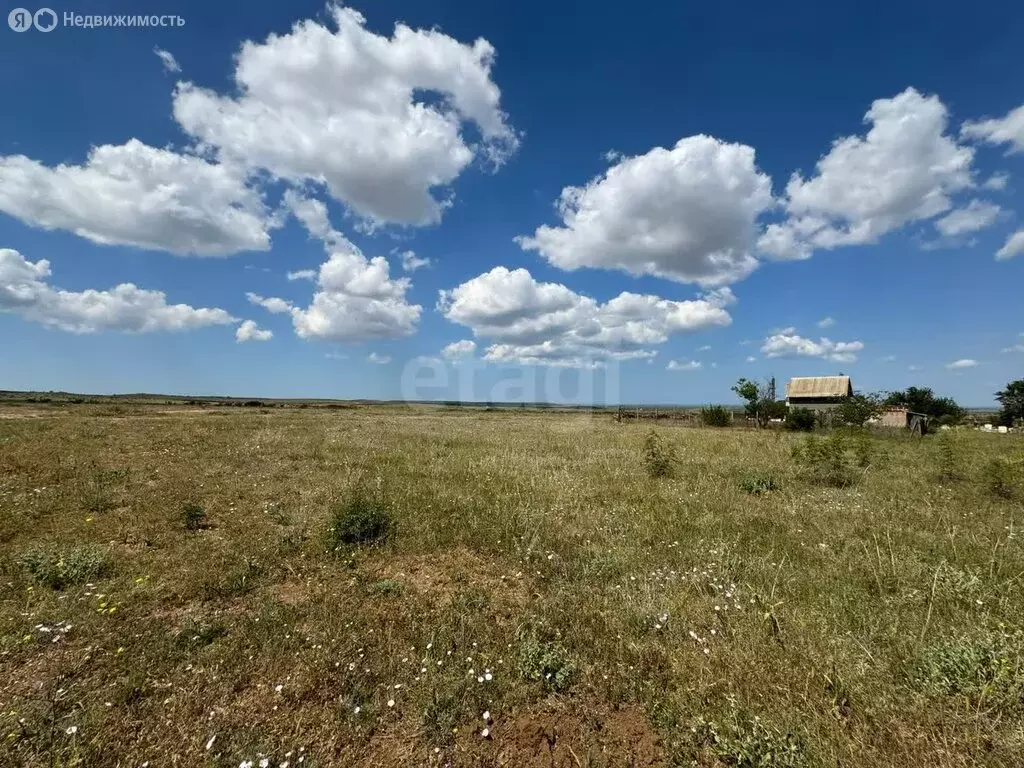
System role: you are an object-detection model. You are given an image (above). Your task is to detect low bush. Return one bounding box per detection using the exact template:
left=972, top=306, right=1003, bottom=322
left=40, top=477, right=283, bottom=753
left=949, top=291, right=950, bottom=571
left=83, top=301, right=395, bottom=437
left=740, top=471, right=782, bottom=495
left=791, top=433, right=857, bottom=487
left=693, top=706, right=809, bottom=768
left=328, top=494, right=393, bottom=547
left=518, top=624, right=577, bottom=692
left=642, top=429, right=676, bottom=478
left=701, top=405, right=732, bottom=427
left=982, top=457, right=1016, bottom=499
left=18, top=546, right=112, bottom=590
left=914, top=626, right=1024, bottom=712
left=182, top=503, right=207, bottom=531
left=784, top=408, right=816, bottom=432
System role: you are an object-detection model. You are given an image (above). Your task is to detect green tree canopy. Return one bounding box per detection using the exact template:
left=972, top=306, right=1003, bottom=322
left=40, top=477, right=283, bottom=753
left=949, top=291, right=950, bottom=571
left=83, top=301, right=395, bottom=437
left=884, top=387, right=964, bottom=425
left=996, top=380, right=1024, bottom=426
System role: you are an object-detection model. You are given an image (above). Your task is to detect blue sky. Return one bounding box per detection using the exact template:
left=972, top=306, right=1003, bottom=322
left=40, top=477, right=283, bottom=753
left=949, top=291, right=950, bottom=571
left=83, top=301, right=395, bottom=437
left=1, top=1, right=1022, bottom=406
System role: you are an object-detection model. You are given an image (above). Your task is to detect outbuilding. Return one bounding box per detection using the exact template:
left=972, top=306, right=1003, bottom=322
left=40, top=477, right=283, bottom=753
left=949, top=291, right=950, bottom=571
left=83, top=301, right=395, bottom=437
left=785, top=376, right=853, bottom=412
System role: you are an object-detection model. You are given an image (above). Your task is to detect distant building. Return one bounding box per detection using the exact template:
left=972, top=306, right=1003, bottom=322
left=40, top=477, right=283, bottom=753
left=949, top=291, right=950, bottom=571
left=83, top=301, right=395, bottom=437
left=877, top=406, right=929, bottom=434
left=785, top=376, right=852, bottom=412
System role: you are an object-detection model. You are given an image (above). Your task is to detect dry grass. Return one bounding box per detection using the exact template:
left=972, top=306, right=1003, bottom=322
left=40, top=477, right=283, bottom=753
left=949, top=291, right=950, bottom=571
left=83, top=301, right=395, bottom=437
left=0, top=403, right=1022, bottom=767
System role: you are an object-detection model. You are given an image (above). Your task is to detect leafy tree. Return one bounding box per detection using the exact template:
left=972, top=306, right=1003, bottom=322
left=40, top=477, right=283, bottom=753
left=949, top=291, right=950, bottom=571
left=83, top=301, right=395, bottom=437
left=835, top=392, right=884, bottom=427
left=884, top=387, right=964, bottom=426
left=732, top=378, right=784, bottom=428
left=996, top=379, right=1024, bottom=427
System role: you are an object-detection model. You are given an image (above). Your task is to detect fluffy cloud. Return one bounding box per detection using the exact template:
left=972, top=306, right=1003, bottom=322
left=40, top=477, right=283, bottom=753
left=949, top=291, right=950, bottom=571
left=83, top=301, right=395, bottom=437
left=438, top=266, right=733, bottom=366
left=759, top=89, right=974, bottom=259
left=0, top=248, right=236, bottom=333
left=982, top=173, right=1009, bottom=191
left=235, top=319, right=272, bottom=342
left=518, top=135, right=773, bottom=286
left=367, top=352, right=391, bottom=364
left=251, top=196, right=421, bottom=341
left=961, top=104, right=1024, bottom=153
left=934, top=200, right=1001, bottom=237
left=400, top=251, right=432, bottom=272
left=173, top=6, right=517, bottom=228
left=287, top=269, right=317, bottom=281
left=761, top=332, right=864, bottom=363
left=667, top=359, right=702, bottom=371
left=246, top=292, right=293, bottom=314
left=996, top=230, right=1024, bottom=260
left=817, top=316, right=836, bottom=329
left=441, top=339, right=476, bottom=359
left=154, top=47, right=180, bottom=73
left=946, top=358, right=978, bottom=369
left=0, top=140, right=272, bottom=255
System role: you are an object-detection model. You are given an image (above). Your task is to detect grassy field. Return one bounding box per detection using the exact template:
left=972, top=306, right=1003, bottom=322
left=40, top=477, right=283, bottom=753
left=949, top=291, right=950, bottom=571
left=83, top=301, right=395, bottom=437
left=1, top=403, right=1022, bottom=767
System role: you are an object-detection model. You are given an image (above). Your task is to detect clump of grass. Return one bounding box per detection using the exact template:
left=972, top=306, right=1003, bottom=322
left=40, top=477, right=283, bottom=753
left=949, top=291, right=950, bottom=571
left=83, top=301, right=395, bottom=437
left=181, top=503, right=207, bottom=531
left=18, top=546, right=112, bottom=590
left=739, top=471, right=782, bottom=495
left=518, top=624, right=577, bottom=692
left=203, top=558, right=263, bottom=600
left=791, top=433, right=857, bottom=487
left=642, top=429, right=676, bottom=478
left=327, top=494, right=393, bottom=548
left=692, top=706, right=809, bottom=767
left=367, top=578, right=404, bottom=597
left=701, top=405, right=732, bottom=427
left=914, top=626, right=1024, bottom=712
left=982, top=457, right=1015, bottom=499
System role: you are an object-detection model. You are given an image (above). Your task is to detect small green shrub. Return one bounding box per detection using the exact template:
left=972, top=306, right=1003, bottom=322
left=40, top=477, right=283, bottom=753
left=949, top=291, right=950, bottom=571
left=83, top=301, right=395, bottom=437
left=982, top=457, right=1015, bottom=499
left=701, top=405, right=732, bottom=427
left=328, top=494, right=393, bottom=548
left=642, top=429, right=676, bottom=478
left=367, top=578, right=405, bottom=597
left=203, top=558, right=263, bottom=600
left=791, top=433, right=857, bottom=487
left=18, top=546, right=113, bottom=590
left=915, top=626, right=1024, bottom=711
left=518, top=625, right=577, bottom=692
left=182, top=503, right=207, bottom=531
left=784, top=407, right=816, bottom=432
left=693, top=706, right=809, bottom=767
left=740, top=471, right=782, bottom=495
left=935, top=432, right=963, bottom=483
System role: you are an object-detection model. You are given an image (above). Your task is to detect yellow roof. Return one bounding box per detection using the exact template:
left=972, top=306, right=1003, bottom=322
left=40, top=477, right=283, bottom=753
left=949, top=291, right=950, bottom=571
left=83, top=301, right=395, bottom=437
left=785, top=376, right=852, bottom=398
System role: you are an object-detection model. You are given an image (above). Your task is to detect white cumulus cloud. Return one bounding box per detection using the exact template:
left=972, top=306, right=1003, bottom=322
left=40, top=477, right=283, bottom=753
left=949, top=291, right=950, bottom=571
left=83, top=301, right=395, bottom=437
left=400, top=250, right=432, bottom=272
left=667, top=359, right=702, bottom=371
left=946, top=358, right=978, bottom=369
left=172, top=6, right=517, bottom=228
left=0, top=140, right=272, bottom=255
left=252, top=195, right=421, bottom=341
left=246, top=292, right=293, bottom=314
left=817, top=316, right=835, bottom=329
left=0, top=248, right=236, bottom=333
left=961, top=103, right=1024, bottom=153
left=287, top=269, right=317, bottom=281
left=934, top=199, right=1001, bottom=237
left=759, top=88, right=974, bottom=260
left=761, top=332, right=864, bottom=363
left=367, top=352, right=391, bottom=364
left=438, top=266, right=733, bottom=367
left=996, top=230, right=1024, bottom=260
left=441, top=339, right=476, bottom=359
left=235, top=319, right=272, bottom=342
left=517, top=135, right=773, bottom=286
